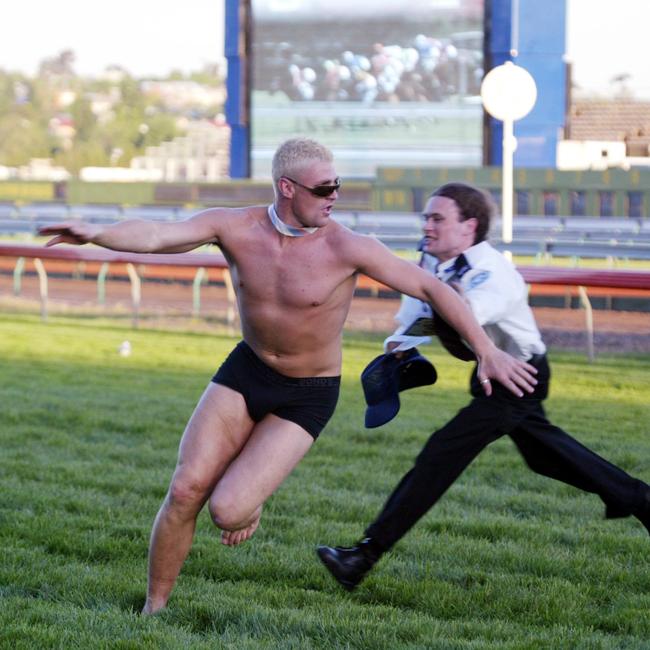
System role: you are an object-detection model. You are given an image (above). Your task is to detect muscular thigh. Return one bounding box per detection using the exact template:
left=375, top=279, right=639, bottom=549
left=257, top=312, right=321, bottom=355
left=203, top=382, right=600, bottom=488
left=173, top=382, right=256, bottom=490
left=210, top=414, right=314, bottom=519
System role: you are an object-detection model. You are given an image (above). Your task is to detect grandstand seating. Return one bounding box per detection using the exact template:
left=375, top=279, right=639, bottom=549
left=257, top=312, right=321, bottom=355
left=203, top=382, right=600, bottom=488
left=2, top=204, right=650, bottom=260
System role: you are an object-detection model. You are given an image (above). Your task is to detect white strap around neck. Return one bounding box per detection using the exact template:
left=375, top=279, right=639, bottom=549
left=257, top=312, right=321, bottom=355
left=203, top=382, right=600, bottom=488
left=268, top=204, right=318, bottom=237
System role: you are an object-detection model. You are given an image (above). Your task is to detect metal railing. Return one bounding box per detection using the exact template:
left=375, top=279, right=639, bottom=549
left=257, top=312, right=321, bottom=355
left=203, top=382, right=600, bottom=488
left=1, top=243, right=649, bottom=360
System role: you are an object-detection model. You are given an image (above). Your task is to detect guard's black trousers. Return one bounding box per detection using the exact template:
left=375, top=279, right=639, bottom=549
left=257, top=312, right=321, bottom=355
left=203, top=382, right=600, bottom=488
left=365, top=354, right=648, bottom=552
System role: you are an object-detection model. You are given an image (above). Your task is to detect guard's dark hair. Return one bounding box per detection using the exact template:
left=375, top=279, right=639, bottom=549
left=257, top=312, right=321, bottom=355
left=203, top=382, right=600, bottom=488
left=431, top=182, right=494, bottom=244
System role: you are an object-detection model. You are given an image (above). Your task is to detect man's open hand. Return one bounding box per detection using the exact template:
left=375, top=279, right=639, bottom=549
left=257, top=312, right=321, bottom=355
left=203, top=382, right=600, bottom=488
left=38, top=221, right=101, bottom=247
left=477, top=348, right=538, bottom=397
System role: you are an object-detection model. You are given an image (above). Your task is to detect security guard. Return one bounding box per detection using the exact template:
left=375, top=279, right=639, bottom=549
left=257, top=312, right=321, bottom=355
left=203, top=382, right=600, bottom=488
left=317, top=182, right=650, bottom=592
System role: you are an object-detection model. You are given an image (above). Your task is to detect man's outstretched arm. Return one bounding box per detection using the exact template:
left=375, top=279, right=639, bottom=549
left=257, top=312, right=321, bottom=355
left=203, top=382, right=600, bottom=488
left=38, top=208, right=228, bottom=254
left=351, top=235, right=537, bottom=396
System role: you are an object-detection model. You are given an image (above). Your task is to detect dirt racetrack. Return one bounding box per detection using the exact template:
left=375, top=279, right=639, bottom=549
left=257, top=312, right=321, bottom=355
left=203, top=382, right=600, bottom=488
left=1, top=272, right=649, bottom=354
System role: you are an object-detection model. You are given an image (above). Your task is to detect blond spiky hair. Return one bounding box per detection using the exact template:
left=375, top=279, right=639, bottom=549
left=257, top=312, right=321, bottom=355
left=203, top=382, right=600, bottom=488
left=271, top=138, right=333, bottom=184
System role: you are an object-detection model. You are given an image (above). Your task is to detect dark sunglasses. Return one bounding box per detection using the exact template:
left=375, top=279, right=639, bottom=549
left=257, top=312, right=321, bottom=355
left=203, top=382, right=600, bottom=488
left=284, top=176, right=341, bottom=198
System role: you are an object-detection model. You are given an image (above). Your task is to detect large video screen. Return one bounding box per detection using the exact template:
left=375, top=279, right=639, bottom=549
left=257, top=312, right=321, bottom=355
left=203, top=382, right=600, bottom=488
left=251, top=0, right=484, bottom=178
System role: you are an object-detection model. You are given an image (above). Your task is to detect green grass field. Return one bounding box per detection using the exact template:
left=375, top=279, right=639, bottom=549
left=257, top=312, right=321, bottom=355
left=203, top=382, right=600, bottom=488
left=2, top=313, right=650, bottom=649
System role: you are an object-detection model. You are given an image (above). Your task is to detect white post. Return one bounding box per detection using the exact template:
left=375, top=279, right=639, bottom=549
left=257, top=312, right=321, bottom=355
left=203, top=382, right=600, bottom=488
left=502, top=117, right=514, bottom=259
left=480, top=62, right=537, bottom=262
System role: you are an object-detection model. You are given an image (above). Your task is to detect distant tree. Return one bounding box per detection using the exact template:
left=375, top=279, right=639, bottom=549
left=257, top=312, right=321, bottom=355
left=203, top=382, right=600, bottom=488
left=189, top=64, right=225, bottom=87
left=143, top=113, right=179, bottom=146
left=69, top=97, right=96, bottom=142
left=29, top=75, right=65, bottom=114
left=55, top=140, right=108, bottom=175
left=0, top=72, right=14, bottom=114
left=0, top=61, right=223, bottom=174
left=0, top=109, right=54, bottom=166
left=39, top=50, right=76, bottom=79
left=119, top=75, right=144, bottom=109
left=104, top=103, right=146, bottom=151
left=87, top=77, right=114, bottom=94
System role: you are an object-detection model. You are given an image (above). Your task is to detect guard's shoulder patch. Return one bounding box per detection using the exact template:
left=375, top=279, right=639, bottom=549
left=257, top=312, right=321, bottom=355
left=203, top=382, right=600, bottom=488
left=467, top=270, right=490, bottom=290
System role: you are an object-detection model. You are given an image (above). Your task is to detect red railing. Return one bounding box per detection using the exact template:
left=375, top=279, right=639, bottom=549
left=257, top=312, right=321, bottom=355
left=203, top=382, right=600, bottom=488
left=517, top=266, right=650, bottom=291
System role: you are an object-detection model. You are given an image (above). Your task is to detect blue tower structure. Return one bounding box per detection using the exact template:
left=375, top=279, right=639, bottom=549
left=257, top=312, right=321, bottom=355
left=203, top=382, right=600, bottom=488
left=485, top=0, right=567, bottom=167
left=225, top=0, right=251, bottom=178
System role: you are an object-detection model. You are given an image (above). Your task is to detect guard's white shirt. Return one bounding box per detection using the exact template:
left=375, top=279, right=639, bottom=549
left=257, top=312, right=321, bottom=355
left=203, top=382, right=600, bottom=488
left=385, top=241, right=546, bottom=361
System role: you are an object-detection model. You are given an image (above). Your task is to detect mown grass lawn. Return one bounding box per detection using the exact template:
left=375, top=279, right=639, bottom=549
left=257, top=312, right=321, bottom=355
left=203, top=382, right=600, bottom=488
left=1, top=313, right=649, bottom=649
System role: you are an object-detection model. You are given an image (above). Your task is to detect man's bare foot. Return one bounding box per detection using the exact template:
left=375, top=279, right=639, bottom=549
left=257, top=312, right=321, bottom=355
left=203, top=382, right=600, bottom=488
left=220, top=507, right=262, bottom=546
left=141, top=601, right=166, bottom=615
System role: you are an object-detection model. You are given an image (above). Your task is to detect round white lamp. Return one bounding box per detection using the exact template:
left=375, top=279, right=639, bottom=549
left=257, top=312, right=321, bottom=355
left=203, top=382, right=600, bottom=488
left=481, top=62, right=537, bottom=256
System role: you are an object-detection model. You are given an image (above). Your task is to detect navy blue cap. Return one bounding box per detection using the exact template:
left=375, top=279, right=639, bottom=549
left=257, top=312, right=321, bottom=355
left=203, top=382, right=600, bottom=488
left=361, top=348, right=437, bottom=428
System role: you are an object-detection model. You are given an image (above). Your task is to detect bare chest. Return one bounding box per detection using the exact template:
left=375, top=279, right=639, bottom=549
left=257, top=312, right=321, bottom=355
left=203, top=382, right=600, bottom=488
left=225, top=236, right=353, bottom=309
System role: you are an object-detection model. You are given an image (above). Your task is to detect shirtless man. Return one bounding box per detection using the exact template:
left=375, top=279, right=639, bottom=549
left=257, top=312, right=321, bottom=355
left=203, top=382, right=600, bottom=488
left=39, top=138, right=537, bottom=614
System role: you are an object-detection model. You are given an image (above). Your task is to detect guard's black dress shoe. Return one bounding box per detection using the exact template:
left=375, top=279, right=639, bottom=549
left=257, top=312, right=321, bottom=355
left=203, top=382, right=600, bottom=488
left=316, top=539, right=380, bottom=591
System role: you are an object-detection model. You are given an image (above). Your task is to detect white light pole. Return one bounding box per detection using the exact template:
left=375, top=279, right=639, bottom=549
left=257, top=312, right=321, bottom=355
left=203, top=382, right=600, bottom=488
left=480, top=61, right=537, bottom=258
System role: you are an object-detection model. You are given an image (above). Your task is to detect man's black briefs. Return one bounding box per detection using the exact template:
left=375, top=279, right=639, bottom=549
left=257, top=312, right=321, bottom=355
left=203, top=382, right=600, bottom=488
left=211, top=340, right=341, bottom=440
